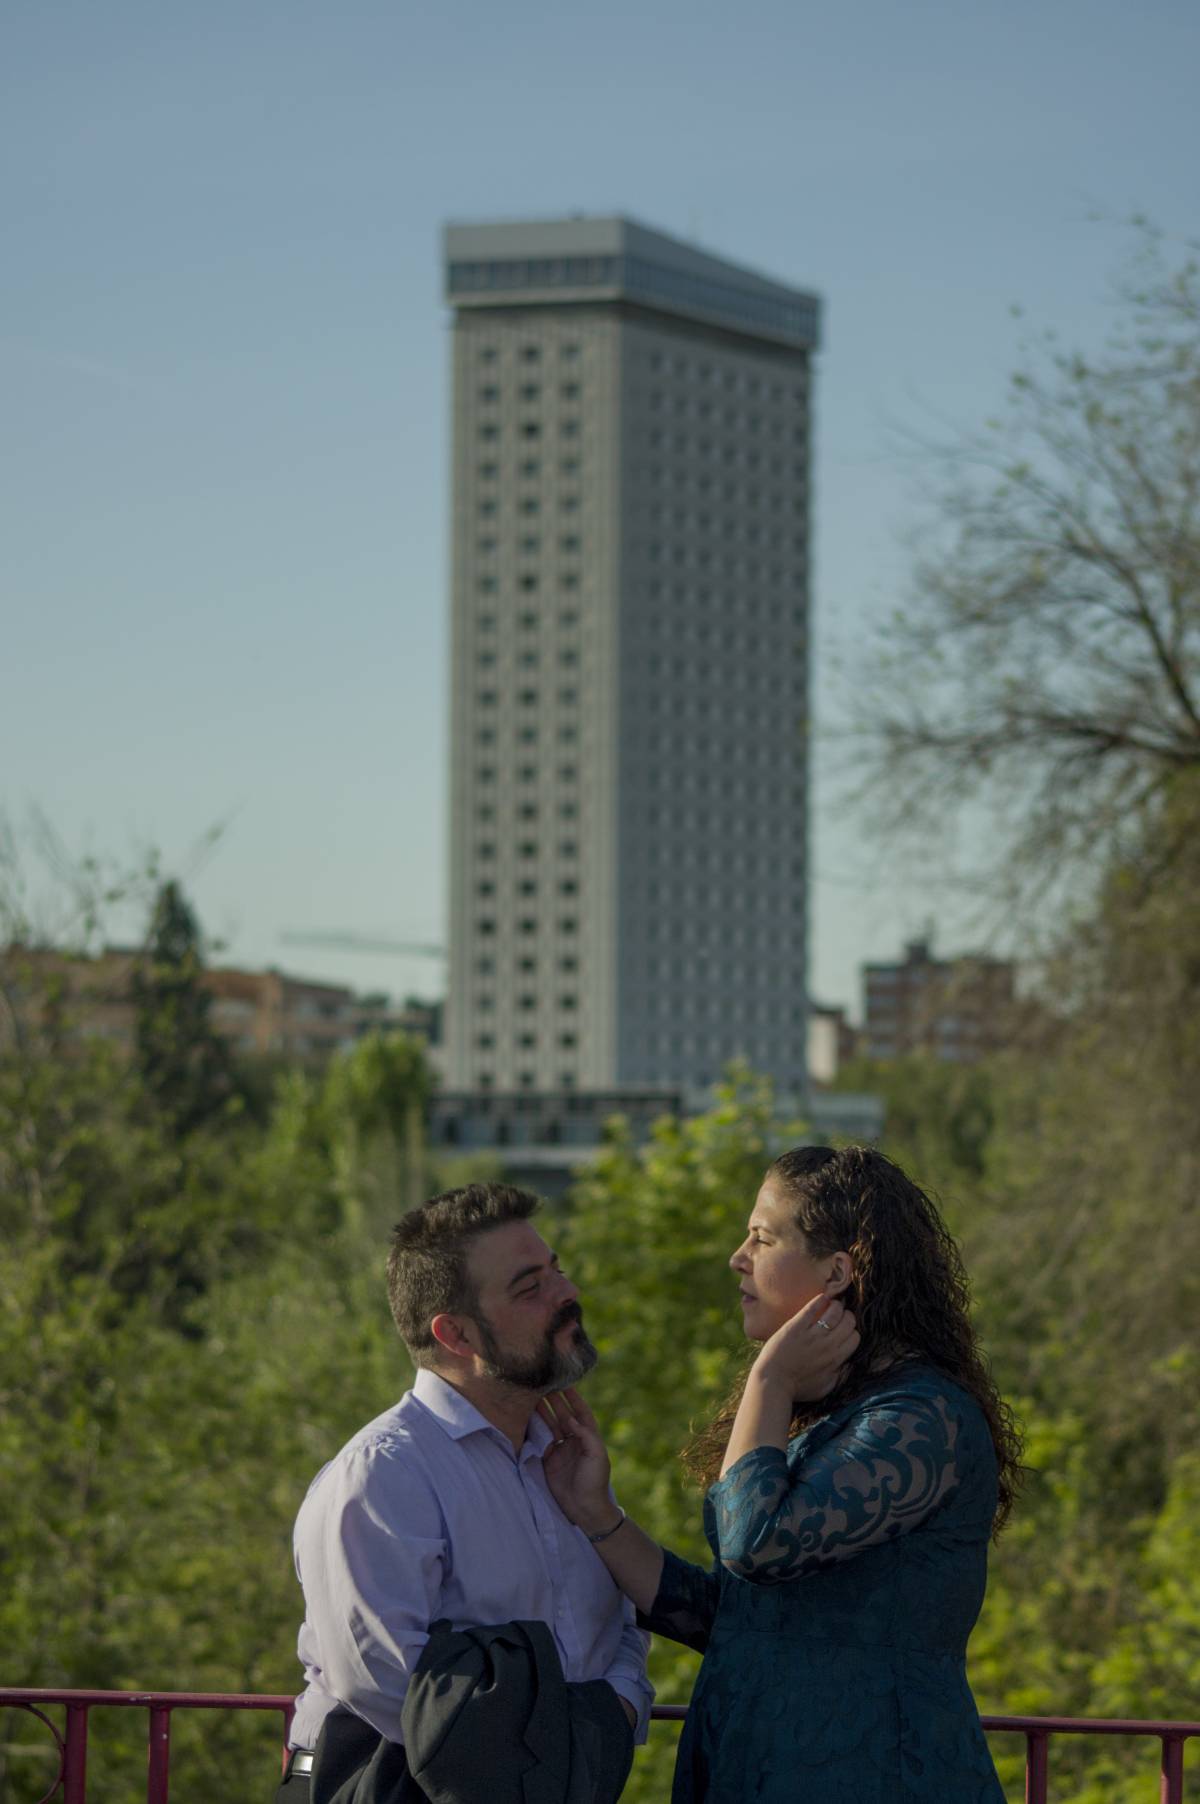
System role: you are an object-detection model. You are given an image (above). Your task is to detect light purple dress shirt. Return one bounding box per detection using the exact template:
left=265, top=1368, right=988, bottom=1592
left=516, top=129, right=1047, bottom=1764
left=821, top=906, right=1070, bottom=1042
left=290, top=1369, right=653, bottom=1751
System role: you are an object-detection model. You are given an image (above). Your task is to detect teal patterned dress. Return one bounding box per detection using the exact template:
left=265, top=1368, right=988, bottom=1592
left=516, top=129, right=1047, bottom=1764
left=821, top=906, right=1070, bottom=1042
left=641, top=1364, right=1005, bottom=1803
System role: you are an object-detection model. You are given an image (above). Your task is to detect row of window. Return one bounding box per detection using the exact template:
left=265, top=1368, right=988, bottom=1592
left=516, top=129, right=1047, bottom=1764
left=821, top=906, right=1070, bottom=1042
left=476, top=1031, right=580, bottom=1051
left=477, top=500, right=582, bottom=538
left=475, top=653, right=583, bottom=674
left=476, top=764, right=579, bottom=785
left=640, top=919, right=801, bottom=942
left=637, top=587, right=805, bottom=613
left=642, top=396, right=803, bottom=434
left=477, top=992, right=579, bottom=1011
left=477, top=689, right=579, bottom=709
left=638, top=500, right=805, bottom=525
left=637, top=434, right=799, bottom=464
left=631, top=1000, right=807, bottom=1022
left=475, top=954, right=579, bottom=975
left=470, top=1073, right=580, bottom=1093
left=476, top=839, right=578, bottom=858
left=478, top=343, right=581, bottom=364
left=477, top=916, right=578, bottom=935
left=478, top=534, right=582, bottom=567
left=476, top=724, right=579, bottom=747
left=471, top=340, right=802, bottom=391
left=476, top=877, right=580, bottom=897
left=643, top=538, right=803, bottom=566
left=645, top=466, right=804, bottom=493
left=476, top=419, right=580, bottom=462
left=633, top=623, right=803, bottom=651
left=645, top=352, right=803, bottom=400
left=476, top=610, right=580, bottom=633
left=476, top=800, right=579, bottom=823
left=475, top=456, right=582, bottom=481
left=476, top=505, right=588, bottom=552
left=478, top=381, right=583, bottom=405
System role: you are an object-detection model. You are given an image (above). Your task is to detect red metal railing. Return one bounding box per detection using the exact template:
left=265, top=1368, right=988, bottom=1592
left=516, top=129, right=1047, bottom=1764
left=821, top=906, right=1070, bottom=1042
left=0, top=1689, right=294, bottom=1804
left=1, top=1690, right=1197, bottom=1803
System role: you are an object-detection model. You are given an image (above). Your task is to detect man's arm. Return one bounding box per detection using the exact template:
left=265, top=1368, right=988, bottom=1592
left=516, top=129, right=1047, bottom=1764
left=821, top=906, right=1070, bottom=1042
left=600, top=1601, right=653, bottom=1740
left=295, top=1440, right=446, bottom=1743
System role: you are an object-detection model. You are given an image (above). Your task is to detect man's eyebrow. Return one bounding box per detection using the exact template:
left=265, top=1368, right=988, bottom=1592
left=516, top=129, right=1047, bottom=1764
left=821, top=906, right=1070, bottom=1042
left=506, top=1252, right=560, bottom=1290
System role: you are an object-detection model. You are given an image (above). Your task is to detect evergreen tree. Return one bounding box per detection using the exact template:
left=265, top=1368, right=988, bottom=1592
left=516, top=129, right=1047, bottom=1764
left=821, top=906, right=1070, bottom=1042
left=132, top=880, right=238, bottom=1137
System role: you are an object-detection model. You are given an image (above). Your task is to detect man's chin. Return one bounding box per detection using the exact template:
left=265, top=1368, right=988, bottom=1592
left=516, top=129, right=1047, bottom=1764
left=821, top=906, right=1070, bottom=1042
left=554, top=1335, right=598, bottom=1387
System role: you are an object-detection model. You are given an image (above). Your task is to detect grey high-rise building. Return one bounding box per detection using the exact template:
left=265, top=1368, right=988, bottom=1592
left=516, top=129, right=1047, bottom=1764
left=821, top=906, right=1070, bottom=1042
left=442, top=216, right=821, bottom=1100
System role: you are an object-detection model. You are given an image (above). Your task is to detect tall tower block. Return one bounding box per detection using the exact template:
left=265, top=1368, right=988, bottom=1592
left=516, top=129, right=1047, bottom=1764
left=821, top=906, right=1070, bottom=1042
left=443, top=216, right=821, bottom=1098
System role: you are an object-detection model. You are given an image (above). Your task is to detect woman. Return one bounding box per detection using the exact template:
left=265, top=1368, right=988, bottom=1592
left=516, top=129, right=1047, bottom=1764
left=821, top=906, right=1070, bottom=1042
left=541, top=1144, right=1020, bottom=1804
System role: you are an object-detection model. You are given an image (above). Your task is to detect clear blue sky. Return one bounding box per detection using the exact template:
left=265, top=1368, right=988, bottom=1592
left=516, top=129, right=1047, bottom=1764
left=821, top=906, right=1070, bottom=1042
left=3, top=0, right=1197, bottom=1018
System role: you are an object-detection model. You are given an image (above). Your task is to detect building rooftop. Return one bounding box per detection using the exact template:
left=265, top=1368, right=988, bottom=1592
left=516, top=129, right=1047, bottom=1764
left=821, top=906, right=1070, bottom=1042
left=443, top=213, right=821, bottom=351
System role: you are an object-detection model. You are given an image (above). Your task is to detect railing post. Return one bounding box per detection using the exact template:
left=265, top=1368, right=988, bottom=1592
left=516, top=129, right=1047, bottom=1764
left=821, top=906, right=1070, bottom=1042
left=1025, top=1728, right=1049, bottom=1804
left=63, top=1703, right=89, bottom=1804
left=1161, top=1733, right=1185, bottom=1804
left=147, top=1703, right=172, bottom=1803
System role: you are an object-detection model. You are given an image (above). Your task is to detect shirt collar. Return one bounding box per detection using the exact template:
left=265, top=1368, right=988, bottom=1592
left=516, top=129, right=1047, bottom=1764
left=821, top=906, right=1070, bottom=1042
left=412, top=1367, right=555, bottom=1456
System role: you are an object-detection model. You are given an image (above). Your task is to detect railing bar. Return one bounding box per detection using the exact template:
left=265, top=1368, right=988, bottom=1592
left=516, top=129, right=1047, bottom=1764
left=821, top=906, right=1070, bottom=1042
left=1026, top=1729, right=1049, bottom=1804
left=1162, top=1733, right=1186, bottom=1804
left=147, top=1704, right=171, bottom=1804
left=63, top=1703, right=89, bottom=1804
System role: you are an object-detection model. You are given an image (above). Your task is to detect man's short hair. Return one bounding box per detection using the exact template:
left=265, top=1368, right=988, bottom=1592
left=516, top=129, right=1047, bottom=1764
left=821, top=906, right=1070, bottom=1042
left=387, top=1182, right=541, bottom=1366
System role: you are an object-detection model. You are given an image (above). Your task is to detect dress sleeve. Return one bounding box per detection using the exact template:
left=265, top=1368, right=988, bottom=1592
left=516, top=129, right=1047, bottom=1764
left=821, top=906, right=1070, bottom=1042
left=635, top=1546, right=721, bottom=1654
left=710, top=1389, right=964, bottom=1586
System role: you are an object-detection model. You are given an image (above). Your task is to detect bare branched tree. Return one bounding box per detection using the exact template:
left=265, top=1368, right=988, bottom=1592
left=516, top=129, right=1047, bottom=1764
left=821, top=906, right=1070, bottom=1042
left=848, top=224, right=1200, bottom=904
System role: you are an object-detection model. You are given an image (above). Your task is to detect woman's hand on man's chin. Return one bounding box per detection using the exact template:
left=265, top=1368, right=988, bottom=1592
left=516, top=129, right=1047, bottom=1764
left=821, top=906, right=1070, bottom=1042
left=537, top=1387, right=616, bottom=1531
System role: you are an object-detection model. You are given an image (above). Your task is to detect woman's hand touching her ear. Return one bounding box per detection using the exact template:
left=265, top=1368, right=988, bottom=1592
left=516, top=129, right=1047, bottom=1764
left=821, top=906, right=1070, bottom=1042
left=752, top=1289, right=860, bottom=1403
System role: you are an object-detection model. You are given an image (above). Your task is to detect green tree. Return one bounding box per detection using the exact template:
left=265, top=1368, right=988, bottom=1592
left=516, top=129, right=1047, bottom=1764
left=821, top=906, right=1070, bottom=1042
left=131, top=880, right=238, bottom=1138
left=560, top=1072, right=800, bottom=1804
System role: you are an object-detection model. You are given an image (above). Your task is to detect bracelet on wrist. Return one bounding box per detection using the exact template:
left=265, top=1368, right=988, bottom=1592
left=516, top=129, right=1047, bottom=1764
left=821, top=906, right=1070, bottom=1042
left=586, top=1508, right=626, bottom=1544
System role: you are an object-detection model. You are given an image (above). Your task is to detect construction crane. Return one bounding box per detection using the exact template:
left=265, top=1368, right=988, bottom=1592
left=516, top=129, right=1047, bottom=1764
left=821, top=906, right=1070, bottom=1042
left=279, top=930, right=446, bottom=959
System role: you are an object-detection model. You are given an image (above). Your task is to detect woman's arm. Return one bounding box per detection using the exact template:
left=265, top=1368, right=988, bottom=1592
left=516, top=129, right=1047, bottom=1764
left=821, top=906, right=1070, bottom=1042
left=713, top=1387, right=966, bottom=1584
left=720, top=1291, right=859, bottom=1476
left=539, top=1388, right=664, bottom=1614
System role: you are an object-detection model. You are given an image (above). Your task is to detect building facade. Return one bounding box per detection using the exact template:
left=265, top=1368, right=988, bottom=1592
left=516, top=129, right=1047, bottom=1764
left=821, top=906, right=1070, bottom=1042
left=0, top=947, right=404, bottom=1065
left=443, top=216, right=820, bottom=1098
left=862, top=938, right=1017, bottom=1063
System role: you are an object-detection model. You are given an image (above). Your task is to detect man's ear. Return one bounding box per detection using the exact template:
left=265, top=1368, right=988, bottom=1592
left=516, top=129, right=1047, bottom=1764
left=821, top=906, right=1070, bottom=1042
left=824, top=1254, right=854, bottom=1298
left=430, top=1313, right=477, bottom=1362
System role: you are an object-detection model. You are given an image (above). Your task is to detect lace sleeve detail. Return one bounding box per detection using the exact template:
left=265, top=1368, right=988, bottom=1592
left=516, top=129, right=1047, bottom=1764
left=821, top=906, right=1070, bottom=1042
left=710, top=1391, right=963, bottom=1586
left=635, top=1547, right=720, bottom=1654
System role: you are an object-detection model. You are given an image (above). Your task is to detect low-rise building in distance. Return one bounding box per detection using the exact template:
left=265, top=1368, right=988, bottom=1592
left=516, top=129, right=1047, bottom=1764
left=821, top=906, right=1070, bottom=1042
left=862, top=938, right=1017, bottom=1063
left=806, top=1001, right=860, bottom=1086
left=0, top=946, right=439, bottom=1066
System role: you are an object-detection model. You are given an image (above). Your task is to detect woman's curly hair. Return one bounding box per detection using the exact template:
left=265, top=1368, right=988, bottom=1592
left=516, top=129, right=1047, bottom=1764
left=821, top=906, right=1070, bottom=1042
left=681, top=1143, right=1023, bottom=1534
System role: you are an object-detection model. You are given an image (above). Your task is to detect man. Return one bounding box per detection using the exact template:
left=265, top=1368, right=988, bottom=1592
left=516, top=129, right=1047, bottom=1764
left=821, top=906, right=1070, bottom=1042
left=277, top=1182, right=651, bottom=1799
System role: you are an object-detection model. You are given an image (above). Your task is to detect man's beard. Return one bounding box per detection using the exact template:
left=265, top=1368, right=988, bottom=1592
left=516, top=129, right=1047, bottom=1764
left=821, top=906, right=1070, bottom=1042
left=475, top=1301, right=598, bottom=1394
